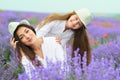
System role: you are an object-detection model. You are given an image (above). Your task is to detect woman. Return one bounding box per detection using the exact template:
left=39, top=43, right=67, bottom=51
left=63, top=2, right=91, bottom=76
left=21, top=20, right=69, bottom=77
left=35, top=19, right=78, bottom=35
left=36, top=8, right=93, bottom=65
left=8, top=20, right=65, bottom=79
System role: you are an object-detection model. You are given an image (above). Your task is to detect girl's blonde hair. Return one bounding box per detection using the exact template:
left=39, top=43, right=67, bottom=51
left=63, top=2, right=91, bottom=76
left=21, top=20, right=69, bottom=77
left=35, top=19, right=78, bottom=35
left=39, top=11, right=76, bottom=27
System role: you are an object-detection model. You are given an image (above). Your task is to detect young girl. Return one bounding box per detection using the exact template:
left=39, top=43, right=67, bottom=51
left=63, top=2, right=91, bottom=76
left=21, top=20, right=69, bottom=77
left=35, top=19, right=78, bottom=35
left=36, top=8, right=93, bottom=65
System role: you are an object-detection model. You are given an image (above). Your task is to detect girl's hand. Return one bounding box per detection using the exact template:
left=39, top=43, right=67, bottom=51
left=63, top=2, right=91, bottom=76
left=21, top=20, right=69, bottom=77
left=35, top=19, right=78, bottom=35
left=10, top=38, right=18, bottom=50
left=55, top=37, right=61, bottom=44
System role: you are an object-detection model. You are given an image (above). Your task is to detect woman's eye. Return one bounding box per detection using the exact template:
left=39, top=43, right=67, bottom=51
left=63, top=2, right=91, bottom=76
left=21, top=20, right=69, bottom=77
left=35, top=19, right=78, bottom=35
left=26, top=30, right=29, bottom=33
left=20, top=37, right=23, bottom=40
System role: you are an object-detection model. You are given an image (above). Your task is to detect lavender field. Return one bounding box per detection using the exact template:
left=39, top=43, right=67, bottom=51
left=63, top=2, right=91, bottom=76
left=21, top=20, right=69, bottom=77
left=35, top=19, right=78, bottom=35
left=0, top=10, right=120, bottom=80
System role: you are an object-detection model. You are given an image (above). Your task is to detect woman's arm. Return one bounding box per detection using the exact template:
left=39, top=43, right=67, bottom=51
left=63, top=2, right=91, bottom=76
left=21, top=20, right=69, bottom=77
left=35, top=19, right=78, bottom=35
left=10, top=38, right=18, bottom=50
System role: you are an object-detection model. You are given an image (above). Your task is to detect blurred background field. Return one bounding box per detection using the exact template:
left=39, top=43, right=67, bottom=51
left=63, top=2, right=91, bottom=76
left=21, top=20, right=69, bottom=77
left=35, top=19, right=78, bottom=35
left=0, top=10, right=120, bottom=80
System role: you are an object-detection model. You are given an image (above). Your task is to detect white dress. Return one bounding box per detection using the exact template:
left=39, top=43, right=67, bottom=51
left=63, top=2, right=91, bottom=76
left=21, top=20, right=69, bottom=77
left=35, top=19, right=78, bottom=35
left=21, top=37, right=66, bottom=80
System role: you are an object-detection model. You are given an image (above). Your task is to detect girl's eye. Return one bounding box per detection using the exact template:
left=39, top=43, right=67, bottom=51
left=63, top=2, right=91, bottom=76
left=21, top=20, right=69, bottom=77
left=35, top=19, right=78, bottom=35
left=76, top=17, right=78, bottom=20
left=70, top=19, right=72, bottom=22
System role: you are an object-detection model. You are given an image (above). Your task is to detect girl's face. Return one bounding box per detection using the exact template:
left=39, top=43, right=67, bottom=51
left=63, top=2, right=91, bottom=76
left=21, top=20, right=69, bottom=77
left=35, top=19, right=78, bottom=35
left=16, top=26, right=37, bottom=46
left=66, top=14, right=83, bottom=29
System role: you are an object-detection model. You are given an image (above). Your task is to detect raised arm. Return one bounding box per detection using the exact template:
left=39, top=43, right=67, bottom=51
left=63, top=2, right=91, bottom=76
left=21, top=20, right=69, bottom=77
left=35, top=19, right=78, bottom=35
left=10, top=38, right=18, bottom=50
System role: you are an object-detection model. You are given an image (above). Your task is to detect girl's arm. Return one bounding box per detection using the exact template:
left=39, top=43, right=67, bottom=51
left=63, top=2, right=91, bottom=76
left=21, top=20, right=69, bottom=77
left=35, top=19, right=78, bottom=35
left=35, top=21, right=56, bottom=37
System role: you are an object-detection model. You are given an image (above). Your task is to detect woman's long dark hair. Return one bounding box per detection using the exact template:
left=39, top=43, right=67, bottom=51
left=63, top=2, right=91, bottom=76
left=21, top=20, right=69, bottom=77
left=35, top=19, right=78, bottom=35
left=14, top=24, right=41, bottom=66
left=72, top=26, right=91, bottom=66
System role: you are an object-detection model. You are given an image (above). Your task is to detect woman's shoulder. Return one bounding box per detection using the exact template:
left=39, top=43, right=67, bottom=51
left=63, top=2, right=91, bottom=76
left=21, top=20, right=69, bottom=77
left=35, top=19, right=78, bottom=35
left=42, top=37, right=63, bottom=52
left=42, top=37, right=56, bottom=42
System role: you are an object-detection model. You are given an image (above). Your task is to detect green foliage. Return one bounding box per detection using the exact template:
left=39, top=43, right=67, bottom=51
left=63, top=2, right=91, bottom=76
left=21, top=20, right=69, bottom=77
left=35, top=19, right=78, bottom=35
left=9, top=18, right=17, bottom=22
left=13, top=64, right=23, bottom=78
left=0, top=9, right=3, bottom=12
left=3, top=47, right=11, bottom=62
left=29, top=17, right=39, bottom=25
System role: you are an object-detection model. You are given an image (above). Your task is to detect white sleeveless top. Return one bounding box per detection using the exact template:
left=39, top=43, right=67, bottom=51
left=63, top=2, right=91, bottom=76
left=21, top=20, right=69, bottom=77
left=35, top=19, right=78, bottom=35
left=21, top=37, right=66, bottom=79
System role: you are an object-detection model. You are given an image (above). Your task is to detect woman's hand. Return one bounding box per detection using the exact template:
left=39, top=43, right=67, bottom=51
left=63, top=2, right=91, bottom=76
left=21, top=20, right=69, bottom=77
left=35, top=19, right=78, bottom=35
left=10, top=38, right=18, bottom=50
left=55, top=37, right=61, bottom=44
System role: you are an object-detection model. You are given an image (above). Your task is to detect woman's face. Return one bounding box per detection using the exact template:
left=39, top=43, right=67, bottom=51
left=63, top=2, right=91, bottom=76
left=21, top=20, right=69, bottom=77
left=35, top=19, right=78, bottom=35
left=16, top=26, right=37, bottom=46
left=66, top=14, right=84, bottom=29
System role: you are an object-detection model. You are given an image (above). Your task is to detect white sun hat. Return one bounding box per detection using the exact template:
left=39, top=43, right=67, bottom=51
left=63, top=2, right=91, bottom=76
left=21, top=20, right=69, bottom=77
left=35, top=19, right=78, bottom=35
left=8, top=19, right=30, bottom=36
left=75, top=8, right=93, bottom=27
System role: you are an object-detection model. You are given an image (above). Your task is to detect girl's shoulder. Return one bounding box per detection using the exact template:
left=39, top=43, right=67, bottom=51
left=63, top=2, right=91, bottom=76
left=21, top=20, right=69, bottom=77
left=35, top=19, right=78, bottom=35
left=48, top=20, right=66, bottom=24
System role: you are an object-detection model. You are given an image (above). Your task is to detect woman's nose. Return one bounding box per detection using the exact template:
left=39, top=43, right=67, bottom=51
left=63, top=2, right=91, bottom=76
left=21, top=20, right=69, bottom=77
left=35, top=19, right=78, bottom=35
left=25, top=34, right=30, bottom=39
